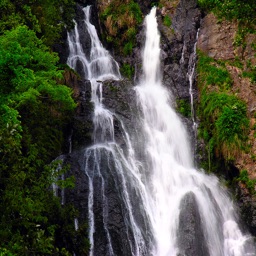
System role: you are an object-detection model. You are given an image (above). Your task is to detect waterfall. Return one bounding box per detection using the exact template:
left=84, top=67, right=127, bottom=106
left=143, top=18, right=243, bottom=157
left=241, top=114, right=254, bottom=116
left=188, top=29, right=199, bottom=132
left=66, top=4, right=255, bottom=256
left=135, top=7, right=255, bottom=256
left=67, top=6, right=149, bottom=256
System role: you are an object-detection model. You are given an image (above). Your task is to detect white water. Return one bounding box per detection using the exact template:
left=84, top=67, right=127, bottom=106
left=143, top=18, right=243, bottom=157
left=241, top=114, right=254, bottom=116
left=188, top=29, right=199, bottom=132
left=135, top=7, right=255, bottom=256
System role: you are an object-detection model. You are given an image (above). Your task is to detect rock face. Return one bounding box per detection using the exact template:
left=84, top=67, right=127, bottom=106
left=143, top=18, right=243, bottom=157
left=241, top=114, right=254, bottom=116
left=236, top=181, right=256, bottom=236
left=198, top=13, right=237, bottom=60
left=64, top=77, right=152, bottom=255
left=178, top=192, right=210, bottom=256
left=161, top=0, right=201, bottom=100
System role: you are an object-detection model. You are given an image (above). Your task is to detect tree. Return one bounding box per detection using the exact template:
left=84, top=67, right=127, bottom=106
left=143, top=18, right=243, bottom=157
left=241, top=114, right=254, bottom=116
left=0, top=25, right=80, bottom=255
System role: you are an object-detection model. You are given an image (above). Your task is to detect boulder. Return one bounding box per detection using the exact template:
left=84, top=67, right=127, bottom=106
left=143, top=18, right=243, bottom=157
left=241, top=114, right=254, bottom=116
left=178, top=192, right=210, bottom=256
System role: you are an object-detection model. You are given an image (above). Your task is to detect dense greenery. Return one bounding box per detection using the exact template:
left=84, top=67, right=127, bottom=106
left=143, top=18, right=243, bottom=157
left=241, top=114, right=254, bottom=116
left=0, top=1, right=89, bottom=255
left=0, top=0, right=75, bottom=46
left=197, top=51, right=249, bottom=164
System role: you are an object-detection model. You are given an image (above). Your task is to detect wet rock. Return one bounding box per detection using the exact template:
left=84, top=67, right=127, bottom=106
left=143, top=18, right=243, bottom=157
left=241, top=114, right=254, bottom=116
left=236, top=181, right=256, bottom=236
left=178, top=192, right=210, bottom=256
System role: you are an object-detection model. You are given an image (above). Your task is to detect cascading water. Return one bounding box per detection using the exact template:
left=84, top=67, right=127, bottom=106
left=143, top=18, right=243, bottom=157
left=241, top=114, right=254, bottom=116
left=66, top=4, right=255, bottom=256
left=67, top=6, right=150, bottom=256
left=135, top=7, right=255, bottom=256
left=188, top=29, right=199, bottom=132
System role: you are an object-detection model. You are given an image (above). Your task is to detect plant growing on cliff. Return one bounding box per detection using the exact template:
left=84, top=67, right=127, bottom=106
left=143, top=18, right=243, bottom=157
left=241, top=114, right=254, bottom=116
left=197, top=51, right=249, bottom=162
left=163, top=15, right=172, bottom=27
left=100, top=0, right=143, bottom=56
left=120, top=63, right=135, bottom=79
left=176, top=99, right=191, bottom=117
left=235, top=169, right=256, bottom=194
left=198, top=0, right=256, bottom=63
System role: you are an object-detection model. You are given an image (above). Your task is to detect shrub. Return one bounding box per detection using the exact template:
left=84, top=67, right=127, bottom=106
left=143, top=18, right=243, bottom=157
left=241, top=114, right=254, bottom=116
left=236, top=169, right=256, bottom=194
left=176, top=99, right=191, bottom=117
left=120, top=63, right=134, bottom=79
left=197, top=51, right=249, bottom=161
left=163, top=15, right=172, bottom=27
left=100, top=0, right=143, bottom=56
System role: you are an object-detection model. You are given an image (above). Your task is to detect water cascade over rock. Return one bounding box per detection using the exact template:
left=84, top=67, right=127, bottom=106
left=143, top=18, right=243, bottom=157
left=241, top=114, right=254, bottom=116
left=135, top=7, right=255, bottom=256
left=64, top=3, right=256, bottom=256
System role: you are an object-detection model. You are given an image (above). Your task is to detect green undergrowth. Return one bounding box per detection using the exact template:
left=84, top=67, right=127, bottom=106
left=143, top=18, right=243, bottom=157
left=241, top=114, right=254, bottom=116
left=0, top=0, right=75, bottom=46
left=235, top=169, right=256, bottom=194
left=0, top=19, right=88, bottom=255
left=197, top=51, right=249, bottom=165
left=198, top=0, right=256, bottom=27
left=100, top=0, right=143, bottom=56
left=163, top=15, right=172, bottom=27
left=198, top=0, right=256, bottom=85
left=176, top=99, right=191, bottom=118
left=120, top=63, right=135, bottom=79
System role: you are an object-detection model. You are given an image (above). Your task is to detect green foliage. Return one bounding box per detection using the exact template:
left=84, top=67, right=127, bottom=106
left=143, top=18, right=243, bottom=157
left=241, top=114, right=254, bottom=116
left=120, top=63, right=135, bottom=79
left=163, top=15, right=172, bottom=27
left=198, top=0, right=256, bottom=27
left=100, top=0, right=143, bottom=55
left=0, top=25, right=82, bottom=254
left=0, top=248, right=15, bottom=256
left=0, top=0, right=75, bottom=46
left=197, top=51, right=249, bottom=161
left=242, top=59, right=256, bottom=83
left=123, top=41, right=134, bottom=56
left=236, top=170, right=256, bottom=194
left=176, top=99, right=191, bottom=117
left=197, top=51, right=232, bottom=90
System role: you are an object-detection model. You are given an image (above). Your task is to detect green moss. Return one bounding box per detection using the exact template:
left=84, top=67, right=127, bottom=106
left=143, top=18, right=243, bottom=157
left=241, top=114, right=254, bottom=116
left=236, top=169, right=256, bottom=194
left=120, top=63, right=134, bottom=79
left=163, top=15, right=172, bottom=27
left=242, top=59, right=256, bottom=83
left=197, top=51, right=232, bottom=90
left=176, top=99, right=191, bottom=117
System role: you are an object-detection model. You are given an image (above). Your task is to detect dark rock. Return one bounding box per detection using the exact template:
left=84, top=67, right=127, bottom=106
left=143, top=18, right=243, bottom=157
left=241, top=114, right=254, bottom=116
left=236, top=181, right=256, bottom=236
left=178, top=192, right=210, bottom=256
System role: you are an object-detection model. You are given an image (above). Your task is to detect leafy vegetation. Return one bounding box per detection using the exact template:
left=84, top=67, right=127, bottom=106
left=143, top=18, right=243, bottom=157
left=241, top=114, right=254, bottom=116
left=0, top=1, right=89, bottom=254
left=100, top=0, right=143, bottom=56
left=120, top=63, right=135, bottom=79
left=0, top=0, right=75, bottom=46
left=198, top=0, right=256, bottom=27
left=197, top=51, right=249, bottom=163
left=235, top=170, right=256, bottom=194
left=163, top=15, right=172, bottom=27
left=176, top=99, right=191, bottom=118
